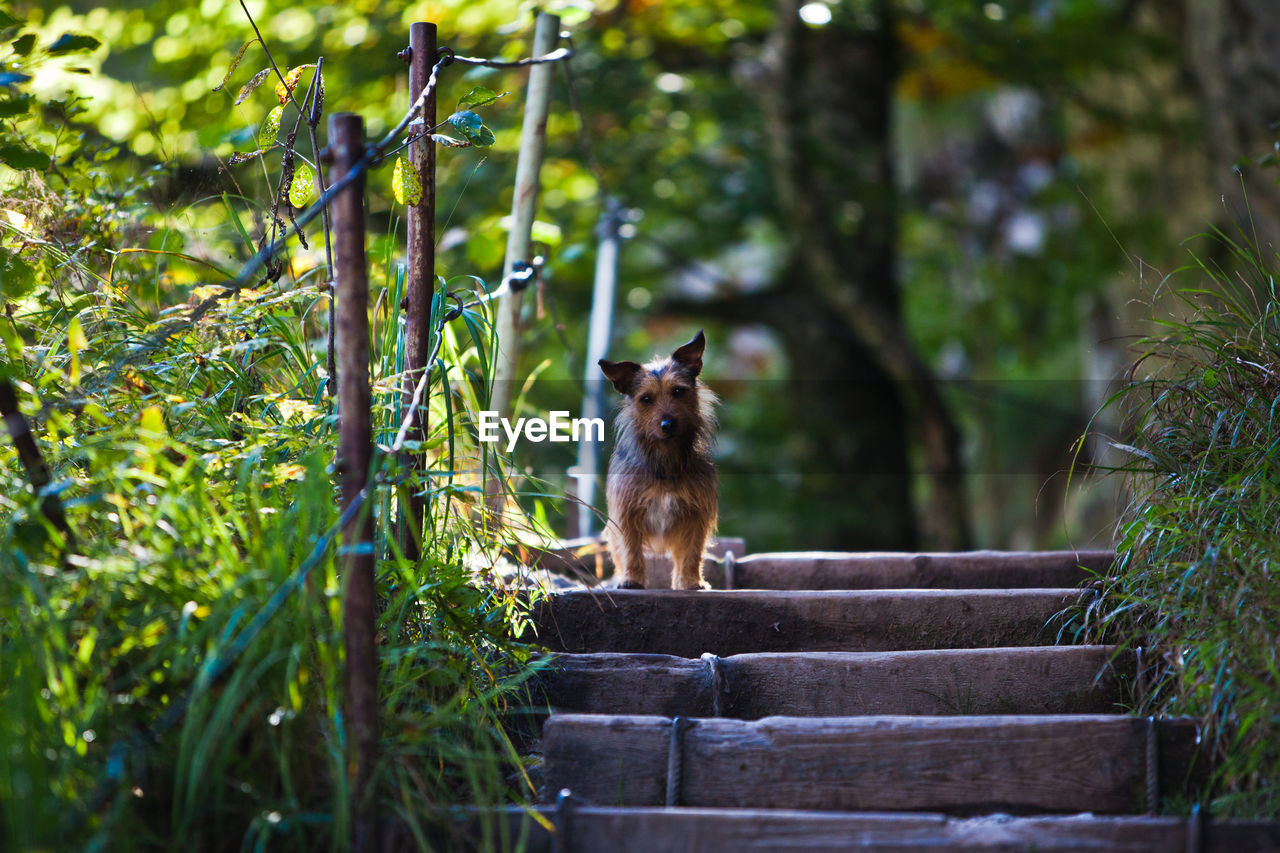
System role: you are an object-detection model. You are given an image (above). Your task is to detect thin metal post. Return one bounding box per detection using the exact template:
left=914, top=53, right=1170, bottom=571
left=490, top=12, right=561, bottom=431
left=330, top=111, right=378, bottom=853
left=400, top=22, right=438, bottom=562
left=570, top=199, right=621, bottom=539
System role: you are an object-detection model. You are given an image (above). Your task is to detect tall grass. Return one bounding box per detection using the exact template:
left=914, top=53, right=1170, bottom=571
left=1083, top=226, right=1280, bottom=818
left=1, top=91, right=546, bottom=853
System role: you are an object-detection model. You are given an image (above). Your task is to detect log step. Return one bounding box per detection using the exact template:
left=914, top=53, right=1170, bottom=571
left=531, top=589, right=1084, bottom=657
left=463, top=806, right=1280, bottom=853
left=541, top=714, right=1205, bottom=814
left=703, top=550, right=1114, bottom=590
left=535, top=646, right=1130, bottom=718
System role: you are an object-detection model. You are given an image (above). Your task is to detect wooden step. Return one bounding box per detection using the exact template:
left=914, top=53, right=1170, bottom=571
left=702, top=550, right=1114, bottom=590
left=530, top=588, right=1084, bottom=657
left=461, top=806, right=1280, bottom=852
left=534, top=646, right=1130, bottom=718
left=509, top=536, right=747, bottom=579
left=541, top=714, right=1205, bottom=814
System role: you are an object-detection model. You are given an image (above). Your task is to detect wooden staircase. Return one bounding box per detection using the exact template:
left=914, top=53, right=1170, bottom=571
left=473, top=546, right=1280, bottom=851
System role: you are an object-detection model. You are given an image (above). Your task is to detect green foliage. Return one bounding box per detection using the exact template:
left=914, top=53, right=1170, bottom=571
left=1081, top=228, right=1280, bottom=818
left=0, top=8, right=555, bottom=849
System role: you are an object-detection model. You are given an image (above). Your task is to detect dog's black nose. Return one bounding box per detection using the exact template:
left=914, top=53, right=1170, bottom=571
left=660, top=416, right=676, bottom=434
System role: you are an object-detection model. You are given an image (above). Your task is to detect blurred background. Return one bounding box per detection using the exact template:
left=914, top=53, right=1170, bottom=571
left=11, top=0, right=1280, bottom=553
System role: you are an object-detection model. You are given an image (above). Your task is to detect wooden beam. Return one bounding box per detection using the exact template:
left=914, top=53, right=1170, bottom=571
left=455, top=807, right=1280, bottom=853
left=531, top=588, right=1084, bottom=656
left=541, top=714, right=1205, bottom=814
left=534, top=646, right=1131, bottom=719
left=705, top=549, right=1115, bottom=590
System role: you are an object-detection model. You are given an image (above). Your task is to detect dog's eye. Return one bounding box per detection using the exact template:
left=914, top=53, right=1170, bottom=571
left=639, top=394, right=652, bottom=405
left=672, top=386, right=686, bottom=397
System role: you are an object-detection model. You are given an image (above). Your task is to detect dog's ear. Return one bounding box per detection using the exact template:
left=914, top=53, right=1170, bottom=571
left=599, top=359, right=643, bottom=394
left=671, top=330, right=705, bottom=377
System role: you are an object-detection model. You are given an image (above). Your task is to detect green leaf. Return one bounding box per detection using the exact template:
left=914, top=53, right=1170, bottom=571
left=0, top=144, right=49, bottom=170
left=0, top=94, right=31, bottom=117
left=45, top=33, right=100, bottom=55
left=289, top=162, right=314, bottom=208
left=227, top=149, right=267, bottom=165
left=1203, top=368, right=1219, bottom=389
left=448, top=110, right=483, bottom=134
left=457, top=87, right=505, bottom=109
left=471, top=126, right=496, bottom=148
left=0, top=12, right=21, bottom=28
left=212, top=39, right=252, bottom=92
left=234, top=68, right=271, bottom=105
left=0, top=247, right=36, bottom=299
left=259, top=104, right=283, bottom=145
left=392, top=154, right=423, bottom=206
left=12, top=33, right=35, bottom=56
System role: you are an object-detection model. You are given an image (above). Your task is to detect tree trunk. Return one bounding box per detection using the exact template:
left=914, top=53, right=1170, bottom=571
left=760, top=0, right=971, bottom=549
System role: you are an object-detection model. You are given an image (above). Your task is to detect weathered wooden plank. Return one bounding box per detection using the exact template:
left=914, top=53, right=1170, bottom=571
left=531, top=589, right=1084, bottom=656
left=542, top=714, right=1203, bottom=814
left=535, top=646, right=1130, bottom=718
left=457, top=807, right=1280, bottom=853
left=704, top=549, right=1114, bottom=590
left=509, top=536, right=746, bottom=578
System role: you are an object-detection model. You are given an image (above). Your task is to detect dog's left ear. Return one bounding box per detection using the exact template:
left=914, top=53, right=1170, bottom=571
left=671, top=330, right=705, bottom=377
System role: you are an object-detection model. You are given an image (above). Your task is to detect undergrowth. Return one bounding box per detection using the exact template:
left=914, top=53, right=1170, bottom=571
left=1083, top=225, right=1280, bottom=818
left=0, top=14, right=551, bottom=851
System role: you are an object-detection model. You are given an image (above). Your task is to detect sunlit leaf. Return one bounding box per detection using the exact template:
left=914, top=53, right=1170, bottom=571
left=67, top=316, right=86, bottom=386
left=139, top=405, right=166, bottom=437
left=260, top=104, right=283, bottom=145
left=234, top=68, right=271, bottom=105
left=275, top=64, right=315, bottom=104
left=392, top=154, right=423, bottom=206
left=67, top=316, right=87, bottom=354
left=457, top=87, right=506, bottom=109
left=227, top=149, right=267, bottom=165
left=288, top=162, right=314, bottom=208
left=431, top=134, right=469, bottom=148
left=11, top=33, right=35, bottom=56
left=0, top=144, right=49, bottom=170
left=45, top=33, right=100, bottom=55
left=212, top=39, right=252, bottom=92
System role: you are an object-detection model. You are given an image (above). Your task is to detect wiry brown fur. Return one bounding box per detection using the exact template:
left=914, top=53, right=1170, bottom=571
left=599, top=331, right=718, bottom=590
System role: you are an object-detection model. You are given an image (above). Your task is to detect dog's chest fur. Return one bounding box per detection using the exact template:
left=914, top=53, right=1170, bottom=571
left=644, top=493, right=680, bottom=538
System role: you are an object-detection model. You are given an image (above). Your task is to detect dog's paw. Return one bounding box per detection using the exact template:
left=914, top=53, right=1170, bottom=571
left=673, top=578, right=711, bottom=591
left=618, top=580, right=645, bottom=590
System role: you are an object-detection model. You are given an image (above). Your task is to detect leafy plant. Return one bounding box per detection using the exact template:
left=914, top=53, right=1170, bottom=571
left=1081, top=225, right=1280, bottom=818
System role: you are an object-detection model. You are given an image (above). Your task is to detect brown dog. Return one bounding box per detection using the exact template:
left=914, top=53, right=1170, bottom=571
left=598, top=331, right=718, bottom=590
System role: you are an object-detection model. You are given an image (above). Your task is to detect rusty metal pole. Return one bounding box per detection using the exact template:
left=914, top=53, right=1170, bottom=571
left=400, top=22, right=438, bottom=562
left=329, top=112, right=378, bottom=853
left=487, top=12, right=560, bottom=520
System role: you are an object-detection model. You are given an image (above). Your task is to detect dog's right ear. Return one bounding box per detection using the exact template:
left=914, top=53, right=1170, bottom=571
left=599, top=359, right=643, bottom=394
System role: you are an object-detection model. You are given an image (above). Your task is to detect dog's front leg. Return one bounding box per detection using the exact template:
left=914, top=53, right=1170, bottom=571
left=609, top=519, right=648, bottom=589
left=670, top=532, right=710, bottom=591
